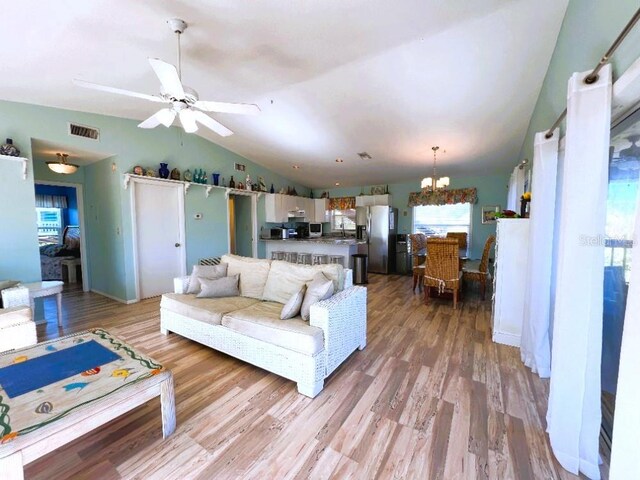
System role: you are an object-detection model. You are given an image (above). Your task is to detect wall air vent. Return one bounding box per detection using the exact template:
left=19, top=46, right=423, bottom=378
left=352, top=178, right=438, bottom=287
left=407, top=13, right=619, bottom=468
left=357, top=152, right=372, bottom=160
left=234, top=163, right=246, bottom=172
left=68, top=123, right=100, bottom=141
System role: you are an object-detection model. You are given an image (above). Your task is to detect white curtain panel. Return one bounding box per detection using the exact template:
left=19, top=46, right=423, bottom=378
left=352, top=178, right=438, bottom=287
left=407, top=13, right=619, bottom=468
left=548, top=64, right=612, bottom=479
left=35, top=194, right=68, bottom=208
left=507, top=165, right=526, bottom=211
left=521, top=129, right=559, bottom=378
left=609, top=189, right=640, bottom=478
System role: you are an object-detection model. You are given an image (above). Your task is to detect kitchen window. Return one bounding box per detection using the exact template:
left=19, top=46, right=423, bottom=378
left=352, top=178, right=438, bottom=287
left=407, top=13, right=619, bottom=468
left=412, top=203, right=472, bottom=252
left=330, top=208, right=357, bottom=232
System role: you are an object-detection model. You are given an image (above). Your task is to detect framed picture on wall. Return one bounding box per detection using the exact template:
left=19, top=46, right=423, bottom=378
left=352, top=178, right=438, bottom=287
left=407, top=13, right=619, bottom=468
left=482, top=205, right=501, bottom=224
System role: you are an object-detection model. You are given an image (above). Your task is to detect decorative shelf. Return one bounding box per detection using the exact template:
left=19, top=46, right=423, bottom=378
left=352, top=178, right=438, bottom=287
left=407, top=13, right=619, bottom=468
left=122, top=173, right=264, bottom=198
left=0, top=154, right=28, bottom=180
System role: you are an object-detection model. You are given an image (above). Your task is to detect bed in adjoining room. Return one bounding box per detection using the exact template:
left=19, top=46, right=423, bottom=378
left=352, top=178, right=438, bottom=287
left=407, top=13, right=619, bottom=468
left=39, top=225, right=81, bottom=281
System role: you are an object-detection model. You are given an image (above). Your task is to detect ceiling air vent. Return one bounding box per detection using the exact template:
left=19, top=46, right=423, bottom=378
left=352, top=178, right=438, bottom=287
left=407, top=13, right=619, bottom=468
left=357, top=152, right=372, bottom=160
left=68, top=123, right=100, bottom=141
left=234, top=163, right=246, bottom=172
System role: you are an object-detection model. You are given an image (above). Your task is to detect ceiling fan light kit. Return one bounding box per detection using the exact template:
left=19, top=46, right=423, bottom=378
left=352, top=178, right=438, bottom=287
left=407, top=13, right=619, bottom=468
left=73, top=18, right=259, bottom=137
left=47, top=153, right=79, bottom=174
left=421, top=146, right=449, bottom=190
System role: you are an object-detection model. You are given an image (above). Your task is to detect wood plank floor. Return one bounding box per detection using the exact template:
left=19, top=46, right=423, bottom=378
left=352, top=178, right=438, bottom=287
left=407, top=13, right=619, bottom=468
left=24, top=275, right=599, bottom=479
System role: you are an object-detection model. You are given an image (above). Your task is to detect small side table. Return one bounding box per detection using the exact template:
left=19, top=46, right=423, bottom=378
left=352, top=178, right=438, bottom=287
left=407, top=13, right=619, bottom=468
left=61, top=258, right=81, bottom=283
left=23, top=281, right=64, bottom=327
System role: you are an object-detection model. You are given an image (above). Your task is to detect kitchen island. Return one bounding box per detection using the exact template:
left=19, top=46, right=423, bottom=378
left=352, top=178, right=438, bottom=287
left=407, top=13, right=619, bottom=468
left=262, top=238, right=366, bottom=268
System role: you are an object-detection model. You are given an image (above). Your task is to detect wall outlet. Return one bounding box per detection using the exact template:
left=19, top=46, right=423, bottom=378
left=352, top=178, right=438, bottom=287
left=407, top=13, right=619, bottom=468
left=194, top=213, right=203, bottom=220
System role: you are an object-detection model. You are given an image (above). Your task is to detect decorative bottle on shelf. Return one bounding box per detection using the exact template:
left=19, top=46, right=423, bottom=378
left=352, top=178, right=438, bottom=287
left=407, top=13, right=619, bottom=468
left=159, top=163, right=170, bottom=179
left=0, top=138, right=20, bottom=157
left=229, top=176, right=235, bottom=188
left=270, top=184, right=275, bottom=194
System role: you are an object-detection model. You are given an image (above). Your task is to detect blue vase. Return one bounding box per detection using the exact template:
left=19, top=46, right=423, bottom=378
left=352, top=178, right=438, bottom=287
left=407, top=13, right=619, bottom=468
left=212, top=173, right=220, bottom=186
left=159, top=163, right=170, bottom=179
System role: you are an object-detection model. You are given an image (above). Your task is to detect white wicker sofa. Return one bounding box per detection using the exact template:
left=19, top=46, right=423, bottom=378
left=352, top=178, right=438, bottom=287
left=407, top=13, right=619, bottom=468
left=160, top=254, right=367, bottom=397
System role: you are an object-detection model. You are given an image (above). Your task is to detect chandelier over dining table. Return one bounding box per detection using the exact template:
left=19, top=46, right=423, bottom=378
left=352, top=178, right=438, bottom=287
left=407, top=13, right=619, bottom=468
left=421, top=146, right=449, bottom=190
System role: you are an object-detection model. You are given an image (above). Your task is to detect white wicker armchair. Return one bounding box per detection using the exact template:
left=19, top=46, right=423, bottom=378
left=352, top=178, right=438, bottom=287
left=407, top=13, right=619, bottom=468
left=0, top=285, right=37, bottom=352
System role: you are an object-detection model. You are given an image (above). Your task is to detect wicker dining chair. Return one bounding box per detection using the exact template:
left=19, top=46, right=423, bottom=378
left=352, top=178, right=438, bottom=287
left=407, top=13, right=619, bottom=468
left=409, top=233, right=427, bottom=292
left=446, top=231, right=468, bottom=251
left=423, top=238, right=462, bottom=309
left=462, top=235, right=496, bottom=300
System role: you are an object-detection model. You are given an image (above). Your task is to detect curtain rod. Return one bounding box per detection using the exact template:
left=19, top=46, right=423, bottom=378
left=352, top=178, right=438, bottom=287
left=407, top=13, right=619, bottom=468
left=545, top=7, right=640, bottom=139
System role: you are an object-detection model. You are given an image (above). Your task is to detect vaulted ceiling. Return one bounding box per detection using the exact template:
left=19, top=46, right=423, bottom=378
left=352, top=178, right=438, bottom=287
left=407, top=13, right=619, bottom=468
left=2, top=0, right=568, bottom=188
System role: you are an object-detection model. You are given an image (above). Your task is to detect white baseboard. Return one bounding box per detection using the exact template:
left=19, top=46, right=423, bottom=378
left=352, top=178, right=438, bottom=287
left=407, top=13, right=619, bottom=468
left=492, top=331, right=521, bottom=348
left=91, top=289, right=138, bottom=305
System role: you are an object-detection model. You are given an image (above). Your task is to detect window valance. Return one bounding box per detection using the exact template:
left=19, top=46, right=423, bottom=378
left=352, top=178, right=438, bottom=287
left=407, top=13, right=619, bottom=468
left=328, top=196, right=356, bottom=210
left=35, top=194, right=68, bottom=208
left=407, top=188, right=477, bottom=207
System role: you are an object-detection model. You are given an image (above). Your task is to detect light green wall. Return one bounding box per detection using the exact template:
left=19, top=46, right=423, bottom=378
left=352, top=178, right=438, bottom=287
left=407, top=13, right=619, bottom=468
left=0, top=99, right=307, bottom=301
left=313, top=173, right=509, bottom=259
left=519, top=0, right=640, bottom=162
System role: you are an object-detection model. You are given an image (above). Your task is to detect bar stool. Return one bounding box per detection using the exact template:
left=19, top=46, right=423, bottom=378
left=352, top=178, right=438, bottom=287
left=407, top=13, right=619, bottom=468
left=271, top=251, right=285, bottom=261
left=297, top=253, right=312, bottom=265
left=328, top=255, right=345, bottom=267
left=285, top=252, right=298, bottom=264
left=312, top=253, right=328, bottom=265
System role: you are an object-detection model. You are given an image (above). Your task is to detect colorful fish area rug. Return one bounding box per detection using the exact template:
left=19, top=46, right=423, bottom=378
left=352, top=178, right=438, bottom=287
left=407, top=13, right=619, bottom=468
left=0, top=329, right=164, bottom=445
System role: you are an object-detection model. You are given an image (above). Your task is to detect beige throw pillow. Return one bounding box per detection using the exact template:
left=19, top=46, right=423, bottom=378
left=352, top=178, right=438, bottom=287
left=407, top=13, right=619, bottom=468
left=300, top=273, right=334, bottom=321
left=187, top=264, right=228, bottom=294
left=196, top=275, right=240, bottom=298
left=280, top=285, right=307, bottom=320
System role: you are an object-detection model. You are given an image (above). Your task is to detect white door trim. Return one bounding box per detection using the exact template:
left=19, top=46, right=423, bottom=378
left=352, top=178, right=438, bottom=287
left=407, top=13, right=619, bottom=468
left=34, top=180, right=90, bottom=292
left=225, top=190, right=259, bottom=258
left=130, top=177, right=186, bottom=302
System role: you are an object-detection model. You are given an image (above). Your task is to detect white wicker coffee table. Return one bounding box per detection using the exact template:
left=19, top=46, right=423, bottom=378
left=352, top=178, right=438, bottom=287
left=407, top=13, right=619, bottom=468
left=23, top=281, right=63, bottom=327
left=0, top=329, right=175, bottom=479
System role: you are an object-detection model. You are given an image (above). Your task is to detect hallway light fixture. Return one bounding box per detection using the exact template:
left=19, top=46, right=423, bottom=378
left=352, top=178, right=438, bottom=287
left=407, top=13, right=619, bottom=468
left=421, top=146, right=449, bottom=190
left=47, top=153, right=79, bottom=174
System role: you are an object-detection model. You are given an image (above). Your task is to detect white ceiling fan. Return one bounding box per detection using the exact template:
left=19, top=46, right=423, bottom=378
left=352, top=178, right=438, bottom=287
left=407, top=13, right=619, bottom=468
left=73, top=18, right=259, bottom=137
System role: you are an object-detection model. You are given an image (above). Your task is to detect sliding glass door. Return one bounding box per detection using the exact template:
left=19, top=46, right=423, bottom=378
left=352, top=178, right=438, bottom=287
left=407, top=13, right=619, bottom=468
left=601, top=108, right=640, bottom=457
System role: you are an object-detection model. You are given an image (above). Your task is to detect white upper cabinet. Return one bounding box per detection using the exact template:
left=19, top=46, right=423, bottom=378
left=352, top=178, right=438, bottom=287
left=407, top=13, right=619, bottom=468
left=355, top=194, right=392, bottom=207
left=313, top=198, right=329, bottom=223
left=264, top=194, right=327, bottom=223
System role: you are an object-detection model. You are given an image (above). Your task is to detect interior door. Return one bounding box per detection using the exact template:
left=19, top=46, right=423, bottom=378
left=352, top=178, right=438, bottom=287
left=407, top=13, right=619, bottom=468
left=134, top=181, right=185, bottom=299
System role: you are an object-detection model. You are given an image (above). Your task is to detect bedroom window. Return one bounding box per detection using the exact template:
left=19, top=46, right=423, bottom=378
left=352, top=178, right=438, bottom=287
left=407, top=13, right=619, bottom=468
left=36, top=207, right=63, bottom=245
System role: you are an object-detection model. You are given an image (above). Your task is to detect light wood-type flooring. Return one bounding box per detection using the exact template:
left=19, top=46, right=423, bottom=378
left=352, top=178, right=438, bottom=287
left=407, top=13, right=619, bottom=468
left=24, top=275, right=603, bottom=479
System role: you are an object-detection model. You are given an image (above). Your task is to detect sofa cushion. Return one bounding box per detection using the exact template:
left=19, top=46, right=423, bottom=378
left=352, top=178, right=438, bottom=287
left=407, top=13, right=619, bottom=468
left=197, top=275, right=240, bottom=299
left=222, top=301, right=324, bottom=356
left=186, top=264, right=228, bottom=294
left=262, top=261, right=344, bottom=304
left=280, top=285, right=306, bottom=320
left=221, top=254, right=271, bottom=300
left=300, top=273, right=334, bottom=321
left=161, top=293, right=259, bottom=326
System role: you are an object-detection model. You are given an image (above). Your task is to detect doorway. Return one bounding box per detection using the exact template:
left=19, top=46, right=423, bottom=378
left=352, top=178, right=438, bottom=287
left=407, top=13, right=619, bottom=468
left=131, top=179, right=186, bottom=299
left=227, top=193, right=258, bottom=257
left=34, top=181, right=89, bottom=292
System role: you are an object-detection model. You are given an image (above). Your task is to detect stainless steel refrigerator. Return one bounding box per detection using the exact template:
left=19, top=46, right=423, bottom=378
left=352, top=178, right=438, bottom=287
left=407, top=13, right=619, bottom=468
left=356, top=206, right=397, bottom=274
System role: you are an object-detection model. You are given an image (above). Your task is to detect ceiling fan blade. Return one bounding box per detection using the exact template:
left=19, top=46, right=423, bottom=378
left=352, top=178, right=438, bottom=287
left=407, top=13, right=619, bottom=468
left=192, top=111, right=233, bottom=137
left=138, top=109, right=176, bottom=129
left=149, top=58, right=185, bottom=99
left=73, top=79, right=167, bottom=103
left=179, top=109, right=198, bottom=133
left=194, top=101, right=260, bottom=115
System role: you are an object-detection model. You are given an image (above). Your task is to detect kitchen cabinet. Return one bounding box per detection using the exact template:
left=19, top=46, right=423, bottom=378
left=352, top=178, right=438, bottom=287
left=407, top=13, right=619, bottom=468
left=355, top=194, right=392, bottom=207
left=264, top=194, right=321, bottom=223
left=313, top=199, right=329, bottom=223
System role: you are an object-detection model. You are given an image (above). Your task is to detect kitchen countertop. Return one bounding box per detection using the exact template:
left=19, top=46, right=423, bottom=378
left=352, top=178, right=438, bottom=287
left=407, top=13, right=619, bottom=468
left=261, top=238, right=367, bottom=245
